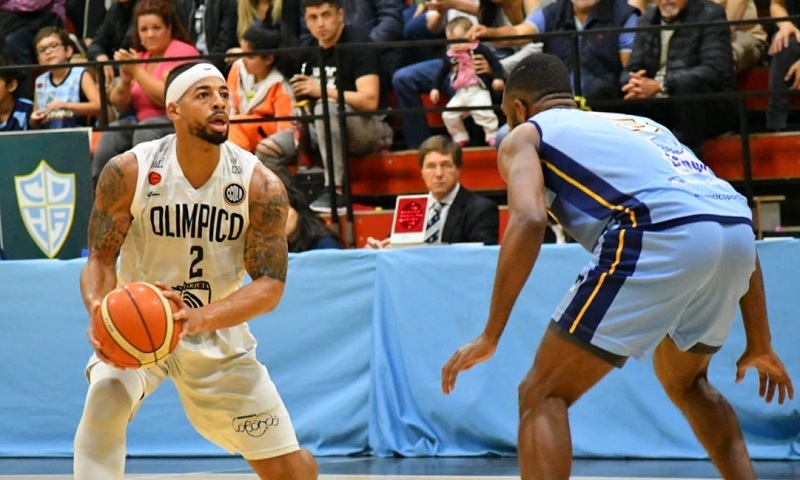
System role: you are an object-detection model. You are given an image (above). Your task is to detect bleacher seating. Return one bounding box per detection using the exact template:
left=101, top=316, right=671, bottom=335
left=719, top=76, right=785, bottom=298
left=703, top=132, right=800, bottom=181
left=77, top=18, right=800, bottom=249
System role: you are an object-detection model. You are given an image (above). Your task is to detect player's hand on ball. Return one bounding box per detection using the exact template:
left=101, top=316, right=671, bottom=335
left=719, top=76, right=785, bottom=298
left=152, top=282, right=205, bottom=338
left=88, top=301, right=133, bottom=369
left=442, top=334, right=497, bottom=395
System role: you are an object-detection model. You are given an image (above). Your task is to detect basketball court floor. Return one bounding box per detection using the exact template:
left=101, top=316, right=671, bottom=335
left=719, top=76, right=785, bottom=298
left=1, top=456, right=798, bottom=479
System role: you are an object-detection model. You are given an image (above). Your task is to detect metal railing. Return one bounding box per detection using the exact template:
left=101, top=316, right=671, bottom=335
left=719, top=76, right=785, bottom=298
left=3, top=13, right=800, bottom=245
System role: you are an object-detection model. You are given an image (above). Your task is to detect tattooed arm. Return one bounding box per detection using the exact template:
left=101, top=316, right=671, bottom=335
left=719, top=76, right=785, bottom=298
left=80, top=153, right=137, bottom=315
left=79, top=153, right=137, bottom=363
left=175, top=163, right=289, bottom=335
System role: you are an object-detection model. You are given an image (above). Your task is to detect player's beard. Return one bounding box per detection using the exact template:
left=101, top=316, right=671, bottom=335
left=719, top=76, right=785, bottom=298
left=190, top=122, right=228, bottom=145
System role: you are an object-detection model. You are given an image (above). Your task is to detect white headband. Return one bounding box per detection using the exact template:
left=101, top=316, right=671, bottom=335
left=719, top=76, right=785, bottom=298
left=165, top=63, right=226, bottom=105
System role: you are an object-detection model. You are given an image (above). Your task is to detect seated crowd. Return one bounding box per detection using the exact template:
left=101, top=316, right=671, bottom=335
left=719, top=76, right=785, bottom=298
left=0, top=0, right=799, bottom=248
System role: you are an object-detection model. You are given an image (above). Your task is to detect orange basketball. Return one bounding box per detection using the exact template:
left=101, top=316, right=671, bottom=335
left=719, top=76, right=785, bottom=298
left=92, top=282, right=182, bottom=368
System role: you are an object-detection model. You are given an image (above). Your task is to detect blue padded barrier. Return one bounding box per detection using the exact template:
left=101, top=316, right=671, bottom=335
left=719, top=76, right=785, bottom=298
left=0, top=242, right=798, bottom=458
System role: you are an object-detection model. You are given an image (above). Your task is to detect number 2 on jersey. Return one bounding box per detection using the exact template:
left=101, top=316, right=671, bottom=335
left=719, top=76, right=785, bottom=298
left=190, top=246, right=204, bottom=278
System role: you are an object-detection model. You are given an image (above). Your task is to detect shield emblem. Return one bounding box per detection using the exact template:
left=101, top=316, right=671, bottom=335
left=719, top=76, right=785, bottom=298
left=14, top=161, right=76, bottom=258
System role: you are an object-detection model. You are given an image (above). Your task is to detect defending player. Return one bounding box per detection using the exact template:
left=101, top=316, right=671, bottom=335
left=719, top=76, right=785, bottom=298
left=442, top=54, right=794, bottom=480
left=75, top=62, right=318, bottom=479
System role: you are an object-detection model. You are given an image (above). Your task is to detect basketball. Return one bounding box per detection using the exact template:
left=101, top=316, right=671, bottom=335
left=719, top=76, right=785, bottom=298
left=92, top=282, right=182, bottom=368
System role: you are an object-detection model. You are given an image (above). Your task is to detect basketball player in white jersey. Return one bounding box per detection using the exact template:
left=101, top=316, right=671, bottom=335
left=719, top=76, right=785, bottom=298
left=442, top=54, right=793, bottom=480
left=75, top=62, right=318, bottom=479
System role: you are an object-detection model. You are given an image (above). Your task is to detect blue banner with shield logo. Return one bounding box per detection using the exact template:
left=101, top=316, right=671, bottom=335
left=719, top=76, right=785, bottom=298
left=0, top=128, right=92, bottom=259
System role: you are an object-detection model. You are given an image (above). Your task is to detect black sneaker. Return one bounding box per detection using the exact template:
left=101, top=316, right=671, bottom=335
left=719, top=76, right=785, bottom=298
left=310, top=191, right=347, bottom=214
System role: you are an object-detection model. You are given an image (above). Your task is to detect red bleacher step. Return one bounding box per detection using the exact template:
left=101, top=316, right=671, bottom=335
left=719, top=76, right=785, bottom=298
left=351, top=147, right=504, bottom=197
left=702, top=132, right=800, bottom=181
left=350, top=132, right=800, bottom=198
left=735, top=66, right=800, bottom=111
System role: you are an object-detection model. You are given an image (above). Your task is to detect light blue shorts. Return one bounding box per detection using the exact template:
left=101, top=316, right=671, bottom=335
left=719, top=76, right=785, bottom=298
left=551, top=221, right=756, bottom=365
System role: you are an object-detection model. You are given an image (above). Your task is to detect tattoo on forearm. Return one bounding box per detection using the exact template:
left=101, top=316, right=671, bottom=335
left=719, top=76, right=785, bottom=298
left=88, top=210, right=128, bottom=253
left=245, top=181, right=288, bottom=283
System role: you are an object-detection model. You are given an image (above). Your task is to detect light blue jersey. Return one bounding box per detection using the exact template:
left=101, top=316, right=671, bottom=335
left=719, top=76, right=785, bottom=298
left=34, top=67, right=88, bottom=129
left=530, top=108, right=752, bottom=251
left=529, top=108, right=756, bottom=362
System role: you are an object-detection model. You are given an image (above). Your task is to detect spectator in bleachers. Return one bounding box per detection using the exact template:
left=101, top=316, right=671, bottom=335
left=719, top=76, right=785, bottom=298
left=286, top=185, right=344, bottom=251
left=712, top=0, right=767, bottom=72
left=85, top=0, right=140, bottom=89
left=402, top=0, right=430, bottom=65
left=621, top=0, right=734, bottom=154
left=470, top=0, right=638, bottom=105
left=393, top=0, right=479, bottom=149
left=475, top=0, right=550, bottom=72
left=225, top=0, right=301, bottom=76
left=765, top=0, right=800, bottom=131
left=232, top=0, right=302, bottom=48
left=66, top=0, right=106, bottom=39
left=0, top=0, right=65, bottom=99
left=366, top=134, right=499, bottom=248
left=90, top=0, right=199, bottom=187
left=430, top=17, right=505, bottom=147
left=175, top=0, right=238, bottom=73
left=292, top=0, right=394, bottom=213
left=227, top=26, right=297, bottom=182
left=395, top=0, right=553, bottom=149
left=0, top=52, right=34, bottom=131
left=299, top=0, right=404, bottom=98
left=400, top=0, right=477, bottom=66
left=30, top=27, right=101, bottom=129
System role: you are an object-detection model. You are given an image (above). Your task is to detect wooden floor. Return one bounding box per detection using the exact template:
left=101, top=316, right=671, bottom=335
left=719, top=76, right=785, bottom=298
left=1, top=456, right=798, bottom=479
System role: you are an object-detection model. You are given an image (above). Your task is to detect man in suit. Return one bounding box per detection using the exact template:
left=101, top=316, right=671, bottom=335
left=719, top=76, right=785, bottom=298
left=367, top=135, right=499, bottom=248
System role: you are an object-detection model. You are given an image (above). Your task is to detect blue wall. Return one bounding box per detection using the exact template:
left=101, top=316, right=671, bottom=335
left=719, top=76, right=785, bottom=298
left=1, top=242, right=798, bottom=458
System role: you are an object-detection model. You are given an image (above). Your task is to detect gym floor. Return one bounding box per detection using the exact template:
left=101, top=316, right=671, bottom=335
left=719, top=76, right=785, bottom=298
left=1, top=456, right=798, bottom=479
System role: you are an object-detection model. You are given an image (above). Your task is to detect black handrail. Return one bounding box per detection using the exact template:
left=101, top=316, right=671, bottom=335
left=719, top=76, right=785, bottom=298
left=5, top=13, right=800, bottom=243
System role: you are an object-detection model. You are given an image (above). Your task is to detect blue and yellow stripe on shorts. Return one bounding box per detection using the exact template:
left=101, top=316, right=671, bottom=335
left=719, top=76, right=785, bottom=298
left=535, top=137, right=650, bottom=342
left=558, top=227, right=643, bottom=343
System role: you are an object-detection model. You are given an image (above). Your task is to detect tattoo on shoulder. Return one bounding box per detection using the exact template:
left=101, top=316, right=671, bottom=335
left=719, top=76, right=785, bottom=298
left=244, top=176, right=288, bottom=283
left=96, top=156, right=127, bottom=204
left=88, top=155, right=132, bottom=255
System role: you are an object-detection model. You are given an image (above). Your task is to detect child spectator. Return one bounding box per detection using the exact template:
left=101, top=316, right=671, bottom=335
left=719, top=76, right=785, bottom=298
left=0, top=53, right=33, bottom=131
left=430, top=16, right=504, bottom=147
left=227, top=26, right=296, bottom=182
left=30, top=27, right=101, bottom=129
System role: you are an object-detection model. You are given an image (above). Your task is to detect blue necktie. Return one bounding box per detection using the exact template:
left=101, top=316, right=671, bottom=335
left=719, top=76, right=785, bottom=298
left=425, top=201, right=444, bottom=244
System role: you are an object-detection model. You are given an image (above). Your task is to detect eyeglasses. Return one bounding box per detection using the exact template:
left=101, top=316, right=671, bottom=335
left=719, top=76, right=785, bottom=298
left=37, top=42, right=64, bottom=55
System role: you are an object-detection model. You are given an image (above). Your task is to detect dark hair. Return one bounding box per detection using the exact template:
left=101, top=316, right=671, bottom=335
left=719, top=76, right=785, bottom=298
left=286, top=186, right=344, bottom=252
left=132, top=0, right=190, bottom=51
left=302, top=0, right=340, bottom=10
left=445, top=16, right=473, bottom=35
left=478, top=0, right=499, bottom=28
left=34, top=27, right=73, bottom=52
left=505, top=53, right=573, bottom=103
left=418, top=135, right=463, bottom=168
left=240, top=25, right=295, bottom=78
left=164, top=61, right=210, bottom=102
left=0, top=52, right=22, bottom=88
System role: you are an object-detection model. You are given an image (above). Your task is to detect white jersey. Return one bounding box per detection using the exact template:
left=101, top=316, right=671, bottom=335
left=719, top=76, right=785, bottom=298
left=119, top=135, right=258, bottom=305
